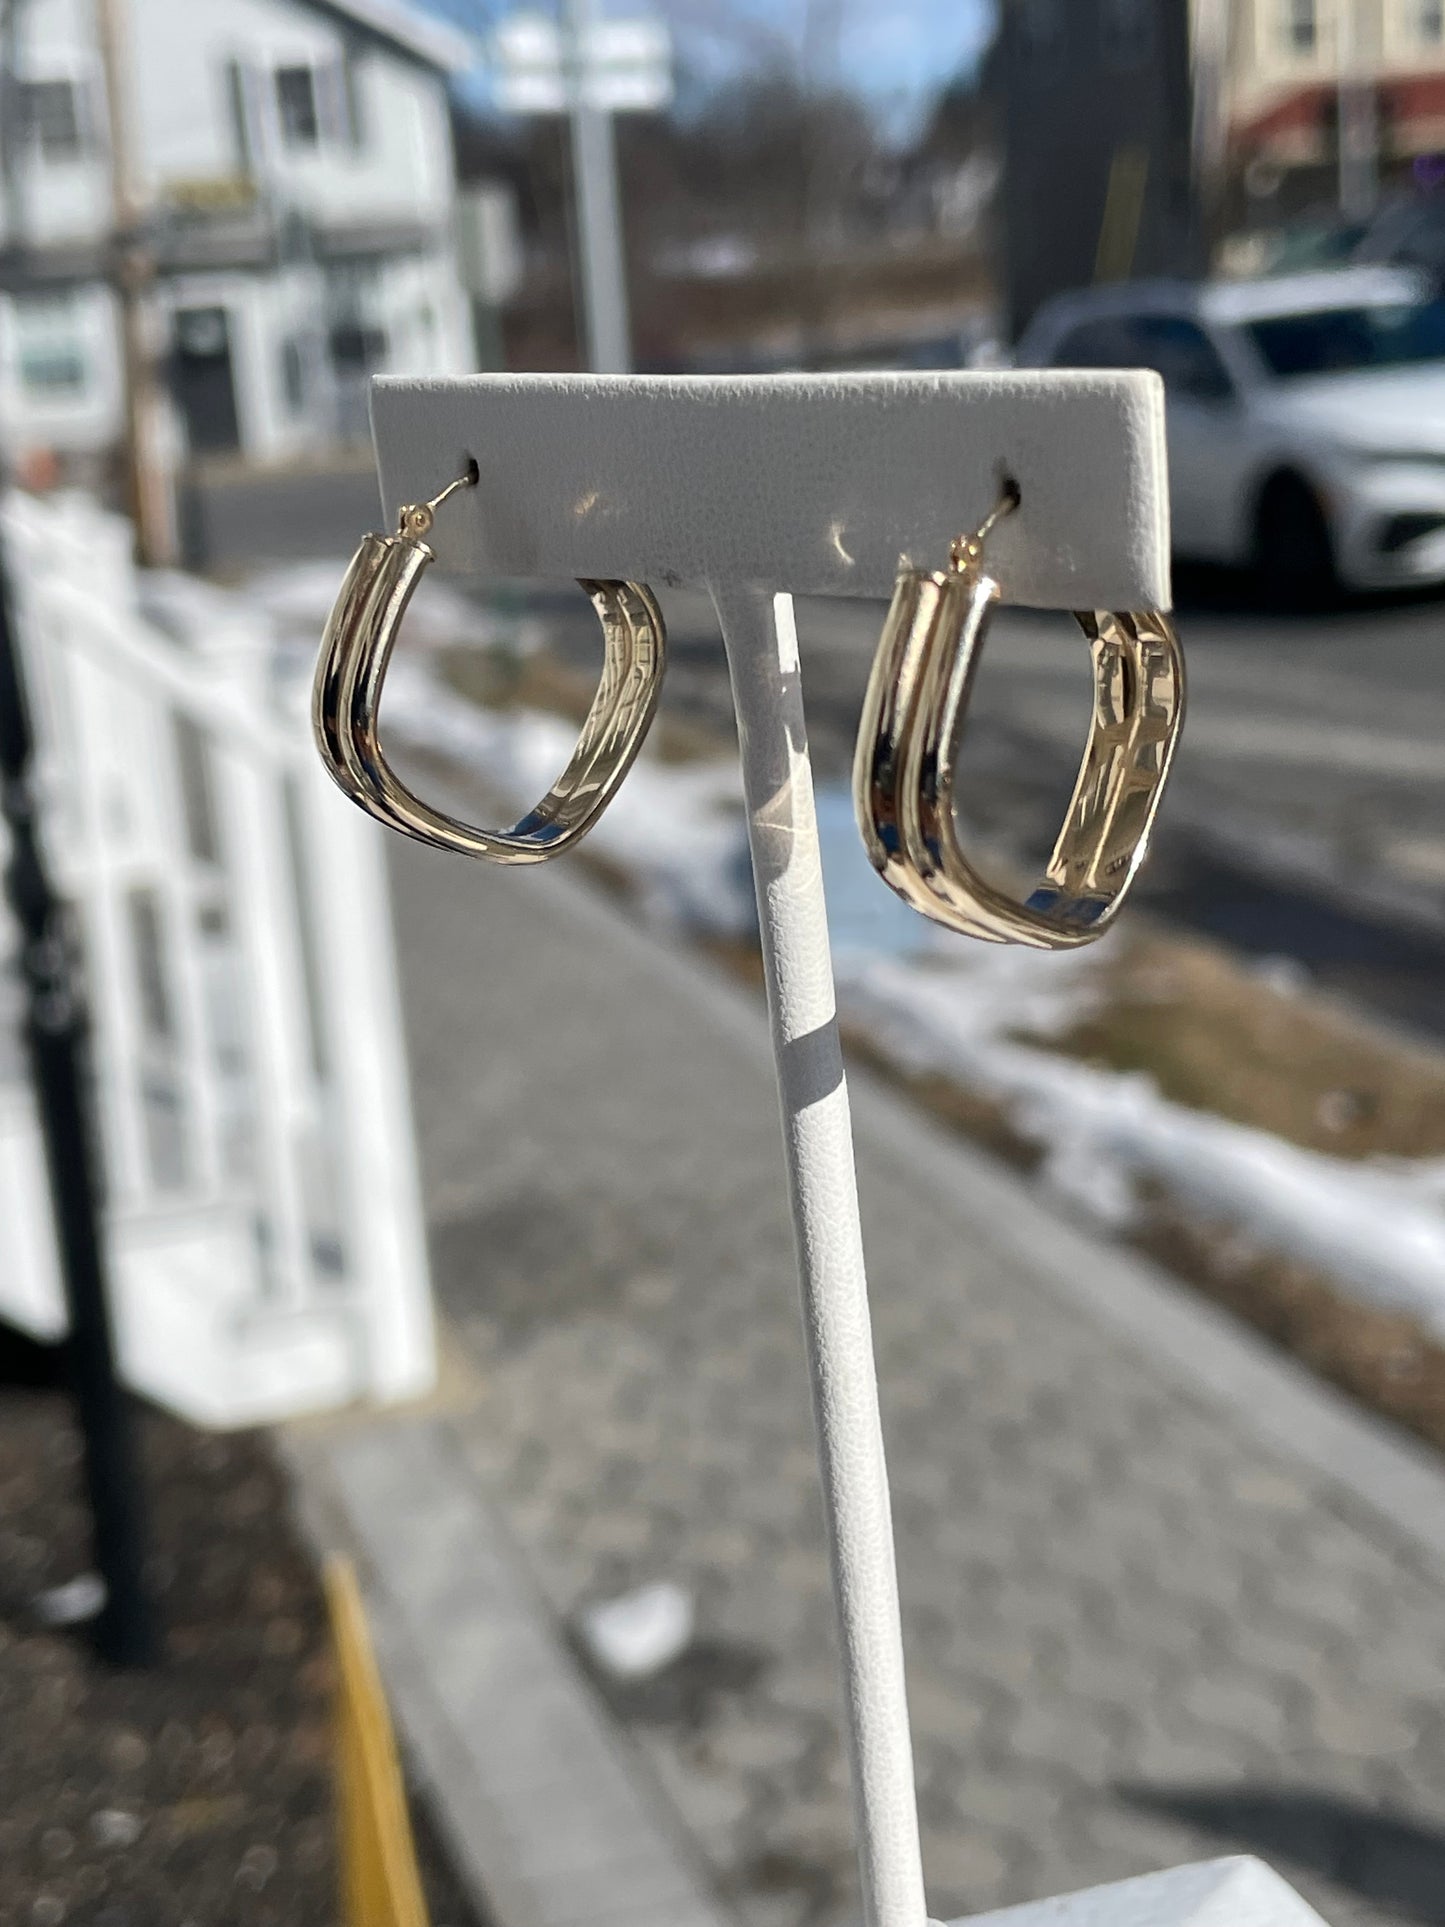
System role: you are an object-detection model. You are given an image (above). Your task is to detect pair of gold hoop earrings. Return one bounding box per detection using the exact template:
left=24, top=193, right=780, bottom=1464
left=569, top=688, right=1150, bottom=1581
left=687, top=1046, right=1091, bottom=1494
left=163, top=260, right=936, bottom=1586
left=313, top=469, right=1185, bottom=950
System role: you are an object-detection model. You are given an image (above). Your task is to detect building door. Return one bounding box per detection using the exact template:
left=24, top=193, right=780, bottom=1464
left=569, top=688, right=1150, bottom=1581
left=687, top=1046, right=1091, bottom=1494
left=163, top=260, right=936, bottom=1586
left=171, top=307, right=241, bottom=457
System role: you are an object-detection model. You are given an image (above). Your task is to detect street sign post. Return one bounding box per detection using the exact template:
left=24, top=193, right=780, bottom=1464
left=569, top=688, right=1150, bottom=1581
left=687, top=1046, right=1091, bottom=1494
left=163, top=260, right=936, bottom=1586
left=0, top=513, right=157, bottom=1669
left=492, top=6, right=672, bottom=374
left=493, top=10, right=671, bottom=113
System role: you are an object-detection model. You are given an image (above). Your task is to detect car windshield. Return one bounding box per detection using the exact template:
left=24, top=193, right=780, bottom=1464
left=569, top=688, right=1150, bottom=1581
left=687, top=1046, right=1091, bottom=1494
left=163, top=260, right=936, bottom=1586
left=1246, top=299, right=1445, bottom=379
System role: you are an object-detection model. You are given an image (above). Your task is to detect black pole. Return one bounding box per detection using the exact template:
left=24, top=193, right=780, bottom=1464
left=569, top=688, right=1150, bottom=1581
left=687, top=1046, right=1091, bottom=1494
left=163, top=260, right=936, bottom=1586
left=0, top=520, right=158, bottom=1668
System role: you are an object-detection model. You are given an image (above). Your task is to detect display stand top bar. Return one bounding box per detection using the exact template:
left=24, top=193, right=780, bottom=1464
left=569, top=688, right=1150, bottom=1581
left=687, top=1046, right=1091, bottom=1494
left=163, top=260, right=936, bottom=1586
left=370, top=371, right=1171, bottom=612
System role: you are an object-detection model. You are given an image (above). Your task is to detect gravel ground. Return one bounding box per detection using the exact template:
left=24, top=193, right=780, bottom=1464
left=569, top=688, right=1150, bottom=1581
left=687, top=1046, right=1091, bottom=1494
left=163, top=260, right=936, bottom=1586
left=0, top=1332, right=480, bottom=1927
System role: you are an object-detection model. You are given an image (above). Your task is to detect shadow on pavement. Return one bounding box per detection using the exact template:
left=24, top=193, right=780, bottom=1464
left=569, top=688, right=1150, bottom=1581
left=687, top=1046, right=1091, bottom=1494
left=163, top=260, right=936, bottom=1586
left=1118, top=1783, right=1445, bottom=1922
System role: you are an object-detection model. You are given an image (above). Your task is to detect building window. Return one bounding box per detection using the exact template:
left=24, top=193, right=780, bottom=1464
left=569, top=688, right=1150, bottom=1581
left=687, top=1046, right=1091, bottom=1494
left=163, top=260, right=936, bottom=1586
left=127, top=888, right=176, bottom=1043
left=275, top=65, right=319, bottom=148
left=17, top=78, right=85, bottom=162
left=267, top=56, right=362, bottom=156
left=227, top=60, right=256, bottom=175
left=281, top=338, right=307, bottom=415
left=13, top=294, right=88, bottom=396
left=172, top=715, right=221, bottom=865
left=1281, top=0, right=1319, bottom=55
left=328, top=319, right=387, bottom=371
left=317, top=53, right=366, bottom=149
left=327, top=264, right=385, bottom=357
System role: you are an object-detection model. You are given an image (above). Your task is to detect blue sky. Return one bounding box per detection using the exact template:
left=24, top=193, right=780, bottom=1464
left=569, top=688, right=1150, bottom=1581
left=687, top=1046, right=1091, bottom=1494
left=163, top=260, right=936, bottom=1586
left=418, top=0, right=996, bottom=134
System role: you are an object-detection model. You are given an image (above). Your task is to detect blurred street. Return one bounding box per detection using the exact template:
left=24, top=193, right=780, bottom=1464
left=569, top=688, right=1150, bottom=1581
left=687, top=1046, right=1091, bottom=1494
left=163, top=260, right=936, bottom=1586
left=506, top=574, right=1445, bottom=1041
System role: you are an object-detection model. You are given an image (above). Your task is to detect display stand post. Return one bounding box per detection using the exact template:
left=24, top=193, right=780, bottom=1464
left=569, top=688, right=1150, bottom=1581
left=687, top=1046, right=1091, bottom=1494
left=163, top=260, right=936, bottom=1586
left=715, top=581, right=926, bottom=1927
left=370, top=371, right=1172, bottom=1927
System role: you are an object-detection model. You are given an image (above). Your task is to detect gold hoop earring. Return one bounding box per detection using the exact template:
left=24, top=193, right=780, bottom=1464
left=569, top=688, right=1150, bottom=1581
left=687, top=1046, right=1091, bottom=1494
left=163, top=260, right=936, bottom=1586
left=853, top=491, right=1184, bottom=948
left=313, top=467, right=666, bottom=863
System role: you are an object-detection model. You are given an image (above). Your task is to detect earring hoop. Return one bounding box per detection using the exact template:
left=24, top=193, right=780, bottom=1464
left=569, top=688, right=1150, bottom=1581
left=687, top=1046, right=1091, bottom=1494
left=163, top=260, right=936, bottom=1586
left=313, top=467, right=666, bottom=864
left=854, top=492, right=1184, bottom=948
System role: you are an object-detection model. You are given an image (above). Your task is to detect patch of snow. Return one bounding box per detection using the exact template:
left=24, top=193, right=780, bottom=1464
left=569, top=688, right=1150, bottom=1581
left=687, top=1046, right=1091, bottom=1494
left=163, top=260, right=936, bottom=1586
left=1253, top=953, right=1311, bottom=998
left=328, top=643, right=1445, bottom=1338
left=378, top=660, right=755, bottom=937
left=577, top=1581, right=695, bottom=1682
left=88, top=1809, right=143, bottom=1850
left=33, top=1572, right=106, bottom=1626
left=840, top=950, right=1445, bottom=1338
left=245, top=559, right=540, bottom=656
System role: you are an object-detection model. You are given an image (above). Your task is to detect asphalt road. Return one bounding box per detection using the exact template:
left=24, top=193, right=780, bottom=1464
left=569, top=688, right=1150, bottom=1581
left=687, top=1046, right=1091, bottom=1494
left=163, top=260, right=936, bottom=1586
left=1103, top=578, right=1445, bottom=1031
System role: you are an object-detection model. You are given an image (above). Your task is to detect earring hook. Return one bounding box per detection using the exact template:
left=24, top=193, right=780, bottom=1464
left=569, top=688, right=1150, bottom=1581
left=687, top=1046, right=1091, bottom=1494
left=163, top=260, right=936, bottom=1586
left=948, top=478, right=1021, bottom=574
left=397, top=461, right=478, bottom=542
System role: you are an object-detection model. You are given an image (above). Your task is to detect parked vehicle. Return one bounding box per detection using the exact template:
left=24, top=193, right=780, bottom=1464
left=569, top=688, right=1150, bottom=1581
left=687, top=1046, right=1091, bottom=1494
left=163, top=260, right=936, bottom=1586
left=1354, top=190, right=1445, bottom=283
left=1016, top=268, right=1445, bottom=595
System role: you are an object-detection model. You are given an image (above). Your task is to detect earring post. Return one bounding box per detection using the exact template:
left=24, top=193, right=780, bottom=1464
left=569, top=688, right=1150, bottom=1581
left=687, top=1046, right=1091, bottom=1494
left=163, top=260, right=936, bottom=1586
left=949, top=482, right=1021, bottom=573
left=424, top=470, right=477, bottom=517
left=973, top=481, right=1020, bottom=545
left=398, top=467, right=478, bottom=541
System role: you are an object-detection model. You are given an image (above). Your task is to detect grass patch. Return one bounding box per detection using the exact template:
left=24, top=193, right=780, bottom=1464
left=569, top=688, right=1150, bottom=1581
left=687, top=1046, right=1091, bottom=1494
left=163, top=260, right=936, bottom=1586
left=1048, top=927, right=1445, bottom=1162
left=428, top=655, right=1445, bottom=1461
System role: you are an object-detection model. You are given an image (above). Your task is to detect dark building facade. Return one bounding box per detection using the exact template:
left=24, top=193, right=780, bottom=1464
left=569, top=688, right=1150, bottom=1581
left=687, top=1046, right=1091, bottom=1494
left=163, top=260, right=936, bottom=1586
left=994, top=0, right=1207, bottom=340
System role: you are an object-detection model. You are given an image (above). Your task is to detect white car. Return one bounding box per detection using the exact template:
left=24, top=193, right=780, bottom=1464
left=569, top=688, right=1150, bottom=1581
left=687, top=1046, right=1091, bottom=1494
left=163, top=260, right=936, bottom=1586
left=1016, top=268, right=1445, bottom=596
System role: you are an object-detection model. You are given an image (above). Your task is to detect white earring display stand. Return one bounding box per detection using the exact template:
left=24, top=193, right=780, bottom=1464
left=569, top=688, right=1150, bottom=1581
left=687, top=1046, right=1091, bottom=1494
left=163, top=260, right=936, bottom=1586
left=371, top=372, right=1171, bottom=1927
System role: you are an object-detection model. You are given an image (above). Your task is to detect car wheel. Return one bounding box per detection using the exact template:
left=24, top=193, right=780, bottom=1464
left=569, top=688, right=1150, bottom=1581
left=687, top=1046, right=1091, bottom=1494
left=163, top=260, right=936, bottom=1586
left=1254, top=471, right=1340, bottom=608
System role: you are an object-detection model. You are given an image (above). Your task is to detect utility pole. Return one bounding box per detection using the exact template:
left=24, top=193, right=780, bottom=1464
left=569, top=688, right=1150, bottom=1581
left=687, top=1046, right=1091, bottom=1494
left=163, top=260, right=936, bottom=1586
left=796, top=0, right=846, bottom=355
left=562, top=0, right=632, bottom=373
left=1337, top=0, right=1379, bottom=224
left=94, top=0, right=174, bottom=564
left=1190, top=0, right=1231, bottom=264
left=0, top=516, right=158, bottom=1668
left=493, top=7, right=668, bottom=372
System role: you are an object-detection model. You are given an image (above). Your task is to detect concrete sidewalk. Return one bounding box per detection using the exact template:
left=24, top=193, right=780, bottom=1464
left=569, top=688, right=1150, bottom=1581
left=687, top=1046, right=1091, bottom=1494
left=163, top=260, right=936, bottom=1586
left=301, top=830, right=1445, bottom=1927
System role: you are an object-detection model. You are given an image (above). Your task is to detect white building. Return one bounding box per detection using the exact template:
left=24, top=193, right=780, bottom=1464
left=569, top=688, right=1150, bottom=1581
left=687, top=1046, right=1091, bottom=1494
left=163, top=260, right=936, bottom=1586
left=0, top=0, right=475, bottom=473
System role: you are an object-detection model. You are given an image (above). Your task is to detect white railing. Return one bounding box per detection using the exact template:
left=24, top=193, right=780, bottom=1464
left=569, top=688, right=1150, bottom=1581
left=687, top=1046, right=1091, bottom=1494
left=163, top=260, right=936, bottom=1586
left=0, top=489, right=434, bottom=1425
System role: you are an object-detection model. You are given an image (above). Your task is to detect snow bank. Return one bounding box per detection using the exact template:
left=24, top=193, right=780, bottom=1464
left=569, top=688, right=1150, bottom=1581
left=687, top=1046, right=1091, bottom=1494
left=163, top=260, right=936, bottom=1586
left=378, top=659, right=755, bottom=938
left=246, top=558, right=545, bottom=657
left=839, top=951, right=1445, bottom=1336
